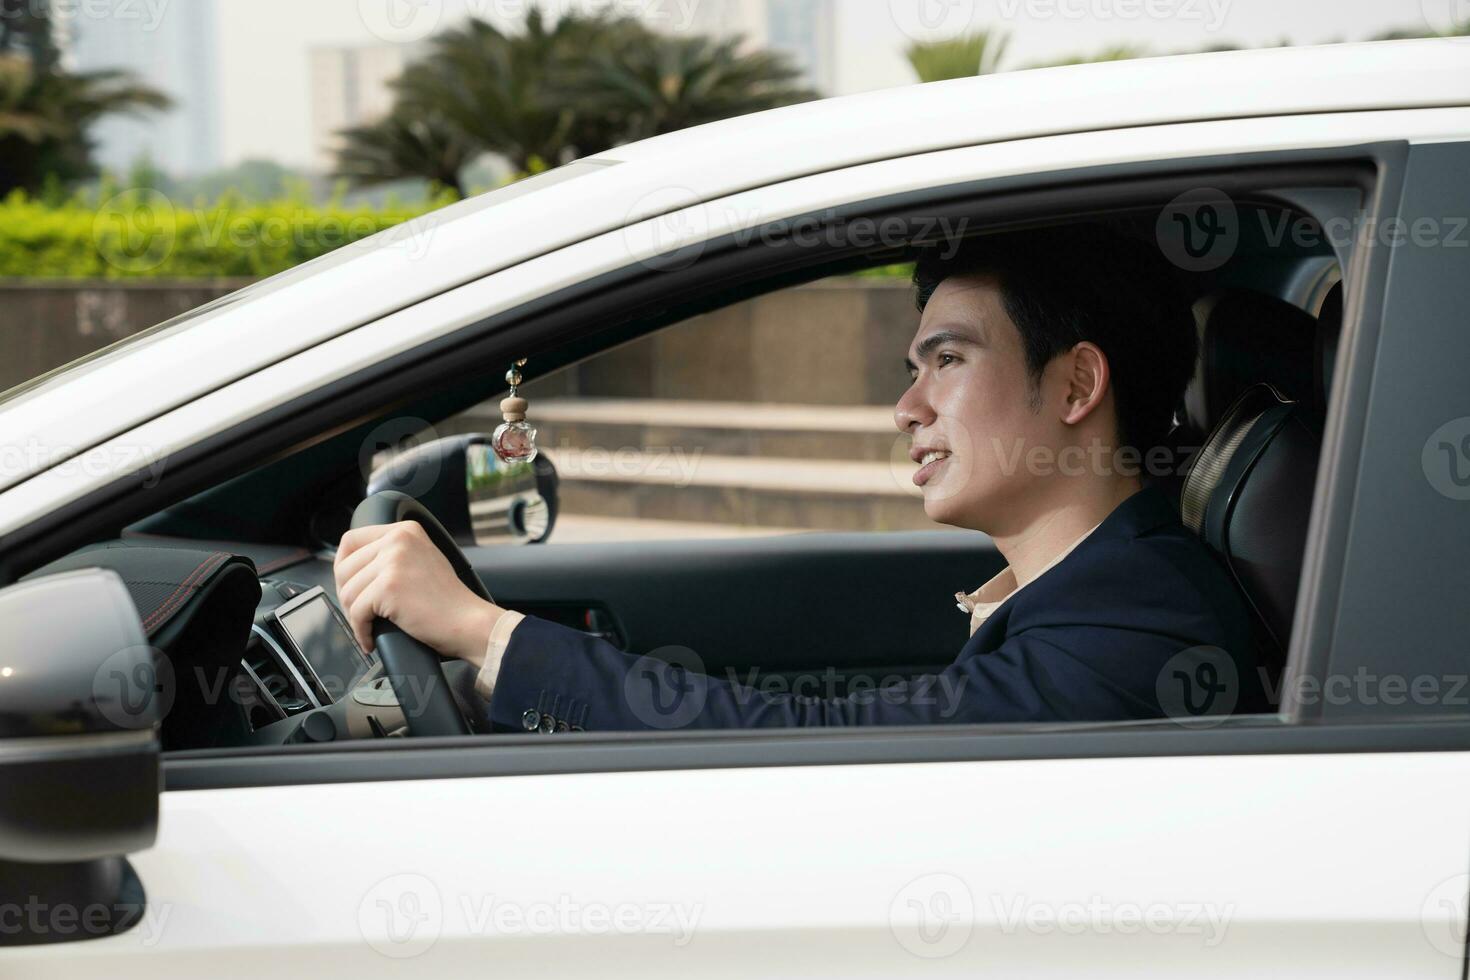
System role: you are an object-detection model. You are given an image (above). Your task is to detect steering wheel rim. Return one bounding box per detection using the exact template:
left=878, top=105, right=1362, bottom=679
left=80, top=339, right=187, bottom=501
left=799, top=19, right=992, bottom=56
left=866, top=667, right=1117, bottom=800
left=350, top=490, right=489, bottom=737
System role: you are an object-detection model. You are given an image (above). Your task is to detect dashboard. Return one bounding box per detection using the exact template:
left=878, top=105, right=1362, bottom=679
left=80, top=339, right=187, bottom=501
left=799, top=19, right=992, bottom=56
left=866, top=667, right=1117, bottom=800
left=244, top=576, right=406, bottom=742
left=238, top=557, right=509, bottom=745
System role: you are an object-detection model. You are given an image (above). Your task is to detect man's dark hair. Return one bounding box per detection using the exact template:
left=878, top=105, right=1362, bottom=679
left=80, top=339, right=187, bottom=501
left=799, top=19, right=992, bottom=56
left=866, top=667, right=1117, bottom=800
left=913, top=223, right=1197, bottom=455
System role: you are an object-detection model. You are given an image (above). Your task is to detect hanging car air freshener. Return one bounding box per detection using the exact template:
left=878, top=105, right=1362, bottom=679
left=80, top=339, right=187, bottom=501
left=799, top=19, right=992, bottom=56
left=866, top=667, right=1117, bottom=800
left=492, top=358, right=539, bottom=463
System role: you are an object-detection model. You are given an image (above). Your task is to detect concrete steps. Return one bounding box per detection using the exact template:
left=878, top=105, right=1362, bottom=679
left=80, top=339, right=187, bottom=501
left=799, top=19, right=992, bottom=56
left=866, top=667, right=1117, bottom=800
left=459, top=398, right=906, bottom=462
left=452, top=398, right=935, bottom=534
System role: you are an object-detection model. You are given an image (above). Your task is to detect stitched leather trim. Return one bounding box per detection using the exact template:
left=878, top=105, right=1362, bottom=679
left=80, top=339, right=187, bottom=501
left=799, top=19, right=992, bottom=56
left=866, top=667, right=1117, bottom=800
left=141, top=551, right=228, bottom=633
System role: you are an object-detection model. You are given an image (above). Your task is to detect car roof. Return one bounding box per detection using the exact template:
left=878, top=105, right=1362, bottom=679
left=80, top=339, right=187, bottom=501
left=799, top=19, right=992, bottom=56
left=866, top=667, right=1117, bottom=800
left=3, top=38, right=1468, bottom=495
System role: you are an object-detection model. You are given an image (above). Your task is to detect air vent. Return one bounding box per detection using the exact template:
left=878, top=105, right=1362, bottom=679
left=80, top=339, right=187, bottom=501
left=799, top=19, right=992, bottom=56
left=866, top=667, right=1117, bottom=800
left=243, top=628, right=318, bottom=730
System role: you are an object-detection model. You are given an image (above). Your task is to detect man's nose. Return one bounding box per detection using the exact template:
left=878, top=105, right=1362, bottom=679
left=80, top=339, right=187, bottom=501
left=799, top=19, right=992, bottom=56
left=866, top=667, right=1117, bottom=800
left=894, top=380, right=936, bottom=434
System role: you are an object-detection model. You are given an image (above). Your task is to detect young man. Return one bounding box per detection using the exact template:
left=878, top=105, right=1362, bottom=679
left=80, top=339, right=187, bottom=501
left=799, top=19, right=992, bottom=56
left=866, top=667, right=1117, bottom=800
left=334, top=224, right=1268, bottom=729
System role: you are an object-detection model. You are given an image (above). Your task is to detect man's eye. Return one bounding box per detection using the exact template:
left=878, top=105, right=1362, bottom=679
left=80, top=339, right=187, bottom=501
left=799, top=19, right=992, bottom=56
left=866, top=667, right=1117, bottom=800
left=938, top=353, right=959, bottom=367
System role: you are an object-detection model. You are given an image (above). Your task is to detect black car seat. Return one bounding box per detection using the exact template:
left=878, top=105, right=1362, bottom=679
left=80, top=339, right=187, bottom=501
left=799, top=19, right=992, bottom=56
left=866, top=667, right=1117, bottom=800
left=1176, top=287, right=1340, bottom=692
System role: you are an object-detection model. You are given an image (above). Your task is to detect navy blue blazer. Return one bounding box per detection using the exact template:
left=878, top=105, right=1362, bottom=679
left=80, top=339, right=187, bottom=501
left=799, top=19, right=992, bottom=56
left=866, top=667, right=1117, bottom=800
left=487, top=487, right=1269, bottom=732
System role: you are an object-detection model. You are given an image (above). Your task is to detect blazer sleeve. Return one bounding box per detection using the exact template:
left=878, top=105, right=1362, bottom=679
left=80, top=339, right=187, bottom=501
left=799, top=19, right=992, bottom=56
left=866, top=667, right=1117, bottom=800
left=486, top=611, right=1194, bottom=732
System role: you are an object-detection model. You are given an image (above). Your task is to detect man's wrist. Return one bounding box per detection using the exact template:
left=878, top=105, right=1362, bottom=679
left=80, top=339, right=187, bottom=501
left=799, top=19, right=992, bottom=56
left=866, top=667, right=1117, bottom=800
left=455, top=599, right=503, bottom=669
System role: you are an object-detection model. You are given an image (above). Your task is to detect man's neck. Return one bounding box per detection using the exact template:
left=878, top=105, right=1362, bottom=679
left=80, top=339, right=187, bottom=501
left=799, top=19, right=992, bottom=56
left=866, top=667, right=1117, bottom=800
left=991, top=476, right=1143, bottom=586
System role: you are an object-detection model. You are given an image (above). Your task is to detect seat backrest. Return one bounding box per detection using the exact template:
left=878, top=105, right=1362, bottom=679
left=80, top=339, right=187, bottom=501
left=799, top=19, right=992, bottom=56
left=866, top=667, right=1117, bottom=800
left=1180, top=383, right=1320, bottom=672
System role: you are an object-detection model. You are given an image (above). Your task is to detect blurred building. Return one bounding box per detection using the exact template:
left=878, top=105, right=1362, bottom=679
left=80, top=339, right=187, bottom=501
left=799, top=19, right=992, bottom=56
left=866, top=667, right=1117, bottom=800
left=307, top=43, right=418, bottom=173
left=65, top=0, right=221, bottom=177
left=684, top=0, right=839, bottom=95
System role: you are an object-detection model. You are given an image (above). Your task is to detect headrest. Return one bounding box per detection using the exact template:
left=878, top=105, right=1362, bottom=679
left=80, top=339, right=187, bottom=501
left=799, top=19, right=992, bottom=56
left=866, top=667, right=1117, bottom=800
left=1186, top=289, right=1320, bottom=434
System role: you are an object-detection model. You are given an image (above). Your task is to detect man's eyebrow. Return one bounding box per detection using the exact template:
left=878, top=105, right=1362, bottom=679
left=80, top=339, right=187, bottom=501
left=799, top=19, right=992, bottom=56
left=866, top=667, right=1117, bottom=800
left=905, top=328, right=982, bottom=373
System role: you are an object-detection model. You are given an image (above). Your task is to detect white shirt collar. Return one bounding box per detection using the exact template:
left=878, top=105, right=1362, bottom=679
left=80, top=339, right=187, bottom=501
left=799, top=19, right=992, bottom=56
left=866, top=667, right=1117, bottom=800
left=955, top=522, right=1102, bottom=636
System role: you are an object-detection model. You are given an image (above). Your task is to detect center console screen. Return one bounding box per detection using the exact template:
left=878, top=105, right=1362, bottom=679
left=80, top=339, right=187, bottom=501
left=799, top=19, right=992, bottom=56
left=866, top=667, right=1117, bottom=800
left=272, top=588, right=372, bottom=701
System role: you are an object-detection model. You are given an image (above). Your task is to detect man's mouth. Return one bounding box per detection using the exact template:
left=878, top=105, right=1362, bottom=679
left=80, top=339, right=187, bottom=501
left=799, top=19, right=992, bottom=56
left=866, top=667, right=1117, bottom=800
left=912, top=448, right=952, bottom=487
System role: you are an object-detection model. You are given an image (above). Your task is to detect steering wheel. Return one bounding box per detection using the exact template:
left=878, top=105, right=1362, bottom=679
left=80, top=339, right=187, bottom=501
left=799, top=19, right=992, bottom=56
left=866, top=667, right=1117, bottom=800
left=350, top=490, right=491, bottom=737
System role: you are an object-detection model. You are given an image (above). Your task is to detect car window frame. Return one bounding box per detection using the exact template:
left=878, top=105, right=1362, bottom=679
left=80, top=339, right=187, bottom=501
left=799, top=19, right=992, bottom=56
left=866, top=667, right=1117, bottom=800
left=9, top=139, right=1468, bottom=790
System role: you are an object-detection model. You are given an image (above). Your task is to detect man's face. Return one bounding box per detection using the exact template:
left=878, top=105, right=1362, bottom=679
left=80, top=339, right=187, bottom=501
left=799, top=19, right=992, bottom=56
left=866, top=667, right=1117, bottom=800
left=895, top=274, right=1059, bottom=532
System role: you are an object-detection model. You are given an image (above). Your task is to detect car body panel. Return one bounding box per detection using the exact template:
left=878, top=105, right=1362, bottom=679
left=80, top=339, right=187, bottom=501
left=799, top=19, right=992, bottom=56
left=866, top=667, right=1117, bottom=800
left=8, top=751, right=1469, bottom=975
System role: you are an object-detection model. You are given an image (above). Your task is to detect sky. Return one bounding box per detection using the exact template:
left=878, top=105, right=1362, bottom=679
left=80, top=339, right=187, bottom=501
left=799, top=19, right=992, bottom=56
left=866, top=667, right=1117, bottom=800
left=158, top=0, right=1463, bottom=170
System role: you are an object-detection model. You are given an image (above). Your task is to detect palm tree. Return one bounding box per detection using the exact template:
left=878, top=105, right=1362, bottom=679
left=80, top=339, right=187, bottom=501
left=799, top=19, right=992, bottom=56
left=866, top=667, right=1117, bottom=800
left=575, top=33, right=815, bottom=142
left=0, top=61, right=169, bottom=194
left=0, top=54, right=54, bottom=143
left=1371, top=21, right=1469, bottom=40
left=334, top=108, right=476, bottom=198
left=389, top=9, right=625, bottom=175
left=0, top=0, right=168, bottom=194
left=1025, top=42, right=1152, bottom=69
left=335, top=9, right=819, bottom=191
left=904, top=29, right=1010, bottom=82
left=0, top=0, right=61, bottom=73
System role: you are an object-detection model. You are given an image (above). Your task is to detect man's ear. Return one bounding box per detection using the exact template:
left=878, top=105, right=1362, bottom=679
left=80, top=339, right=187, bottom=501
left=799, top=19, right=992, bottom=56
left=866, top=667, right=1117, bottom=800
left=1060, top=342, right=1110, bottom=426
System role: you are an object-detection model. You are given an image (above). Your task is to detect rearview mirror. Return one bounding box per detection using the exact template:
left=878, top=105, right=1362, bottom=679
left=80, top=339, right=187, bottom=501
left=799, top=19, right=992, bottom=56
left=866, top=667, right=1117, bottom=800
left=0, top=568, right=160, bottom=946
left=367, top=432, right=559, bottom=546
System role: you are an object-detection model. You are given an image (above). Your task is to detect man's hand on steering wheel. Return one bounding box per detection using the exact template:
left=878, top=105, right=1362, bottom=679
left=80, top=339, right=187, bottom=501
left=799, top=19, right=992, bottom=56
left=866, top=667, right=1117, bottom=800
left=334, top=520, right=503, bottom=670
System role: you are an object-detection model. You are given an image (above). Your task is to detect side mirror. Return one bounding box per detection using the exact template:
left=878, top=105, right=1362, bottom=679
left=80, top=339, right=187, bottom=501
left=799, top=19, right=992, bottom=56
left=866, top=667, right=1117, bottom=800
left=367, top=433, right=559, bottom=547
left=0, top=569, right=160, bottom=946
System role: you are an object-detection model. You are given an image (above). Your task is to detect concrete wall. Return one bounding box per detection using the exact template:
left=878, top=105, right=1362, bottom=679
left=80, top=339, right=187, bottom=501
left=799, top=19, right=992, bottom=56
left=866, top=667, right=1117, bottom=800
left=1, top=276, right=919, bottom=405
left=0, top=280, right=253, bottom=393
left=533, top=278, right=917, bottom=406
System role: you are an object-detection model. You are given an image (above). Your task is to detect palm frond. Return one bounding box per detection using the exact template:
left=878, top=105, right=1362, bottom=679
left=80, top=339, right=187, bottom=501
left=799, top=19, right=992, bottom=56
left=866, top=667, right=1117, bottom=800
left=904, top=30, right=1010, bottom=82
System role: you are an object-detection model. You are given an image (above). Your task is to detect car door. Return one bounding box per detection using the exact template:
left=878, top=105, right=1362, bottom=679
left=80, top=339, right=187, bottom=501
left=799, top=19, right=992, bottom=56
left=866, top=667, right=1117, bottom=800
left=6, top=118, right=1470, bottom=978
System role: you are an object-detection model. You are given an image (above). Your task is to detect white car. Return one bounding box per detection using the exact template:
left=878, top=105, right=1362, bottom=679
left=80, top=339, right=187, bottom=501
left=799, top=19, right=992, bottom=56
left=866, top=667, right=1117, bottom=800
left=3, top=39, right=1470, bottom=976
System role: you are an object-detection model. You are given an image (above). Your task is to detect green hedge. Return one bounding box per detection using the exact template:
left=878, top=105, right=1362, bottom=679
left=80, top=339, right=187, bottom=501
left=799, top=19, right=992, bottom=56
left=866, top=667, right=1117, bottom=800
left=0, top=189, right=446, bottom=279
left=0, top=187, right=919, bottom=281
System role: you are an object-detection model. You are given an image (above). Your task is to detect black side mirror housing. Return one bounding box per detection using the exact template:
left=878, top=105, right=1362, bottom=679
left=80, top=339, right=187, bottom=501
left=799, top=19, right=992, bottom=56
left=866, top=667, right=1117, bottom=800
left=0, top=568, right=160, bottom=946
left=367, top=432, right=559, bottom=546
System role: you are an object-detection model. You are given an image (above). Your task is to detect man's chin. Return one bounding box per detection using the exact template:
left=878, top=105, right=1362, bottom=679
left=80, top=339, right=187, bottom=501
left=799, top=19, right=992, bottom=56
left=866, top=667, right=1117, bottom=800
left=920, top=492, right=968, bottom=529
